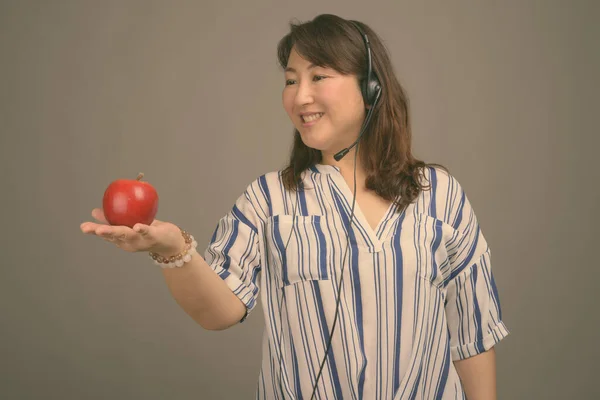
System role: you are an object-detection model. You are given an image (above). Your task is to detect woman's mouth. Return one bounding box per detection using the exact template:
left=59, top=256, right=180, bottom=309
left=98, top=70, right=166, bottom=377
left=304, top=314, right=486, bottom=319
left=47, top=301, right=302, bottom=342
left=301, top=112, right=324, bottom=127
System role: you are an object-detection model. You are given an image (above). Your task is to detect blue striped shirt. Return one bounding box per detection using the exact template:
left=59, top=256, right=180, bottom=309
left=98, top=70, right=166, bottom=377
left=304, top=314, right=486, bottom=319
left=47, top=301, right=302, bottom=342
left=204, top=164, right=509, bottom=399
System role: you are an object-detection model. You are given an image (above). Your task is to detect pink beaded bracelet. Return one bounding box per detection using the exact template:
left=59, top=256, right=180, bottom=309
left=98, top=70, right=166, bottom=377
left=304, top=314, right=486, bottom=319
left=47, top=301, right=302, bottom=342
left=148, top=228, right=198, bottom=269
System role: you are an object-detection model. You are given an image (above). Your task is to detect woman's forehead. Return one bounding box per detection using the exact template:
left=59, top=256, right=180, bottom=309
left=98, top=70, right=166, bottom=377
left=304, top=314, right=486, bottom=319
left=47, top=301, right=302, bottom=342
left=285, top=48, right=332, bottom=73
left=286, top=48, right=311, bottom=67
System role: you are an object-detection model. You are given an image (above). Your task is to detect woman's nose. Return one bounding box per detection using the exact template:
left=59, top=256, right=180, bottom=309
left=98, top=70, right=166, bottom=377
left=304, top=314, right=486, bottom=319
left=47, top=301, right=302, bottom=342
left=294, top=81, right=315, bottom=106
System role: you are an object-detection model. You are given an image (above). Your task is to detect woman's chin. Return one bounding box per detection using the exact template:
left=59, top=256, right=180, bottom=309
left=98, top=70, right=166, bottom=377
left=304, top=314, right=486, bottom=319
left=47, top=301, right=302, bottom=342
left=298, top=131, right=333, bottom=151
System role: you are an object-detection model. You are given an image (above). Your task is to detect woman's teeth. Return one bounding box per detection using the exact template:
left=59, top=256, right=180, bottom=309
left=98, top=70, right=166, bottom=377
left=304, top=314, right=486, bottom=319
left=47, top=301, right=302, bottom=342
left=302, top=113, right=324, bottom=123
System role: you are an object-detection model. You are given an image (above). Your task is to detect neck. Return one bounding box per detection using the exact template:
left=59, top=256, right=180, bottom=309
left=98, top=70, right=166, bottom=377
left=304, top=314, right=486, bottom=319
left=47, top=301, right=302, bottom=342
left=320, top=149, right=368, bottom=189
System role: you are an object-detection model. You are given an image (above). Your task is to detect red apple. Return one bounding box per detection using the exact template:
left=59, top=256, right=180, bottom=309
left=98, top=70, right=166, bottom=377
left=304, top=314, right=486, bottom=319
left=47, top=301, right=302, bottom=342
left=102, top=173, right=159, bottom=228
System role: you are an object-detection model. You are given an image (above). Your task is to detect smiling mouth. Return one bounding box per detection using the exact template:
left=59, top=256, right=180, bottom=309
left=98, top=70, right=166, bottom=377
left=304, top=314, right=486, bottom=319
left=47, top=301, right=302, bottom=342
left=301, top=113, right=324, bottom=124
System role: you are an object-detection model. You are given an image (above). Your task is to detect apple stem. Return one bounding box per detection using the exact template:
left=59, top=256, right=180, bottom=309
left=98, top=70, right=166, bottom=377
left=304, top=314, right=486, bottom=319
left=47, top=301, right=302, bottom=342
left=136, top=173, right=144, bottom=181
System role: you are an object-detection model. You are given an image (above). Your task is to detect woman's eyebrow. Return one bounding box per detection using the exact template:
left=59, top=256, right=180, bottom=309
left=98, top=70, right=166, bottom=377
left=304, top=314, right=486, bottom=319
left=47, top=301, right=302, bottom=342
left=285, top=63, right=318, bottom=73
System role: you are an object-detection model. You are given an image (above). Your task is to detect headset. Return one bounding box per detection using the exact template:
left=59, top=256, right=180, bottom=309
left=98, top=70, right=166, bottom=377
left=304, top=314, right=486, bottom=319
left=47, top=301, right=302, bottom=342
left=275, top=20, right=382, bottom=399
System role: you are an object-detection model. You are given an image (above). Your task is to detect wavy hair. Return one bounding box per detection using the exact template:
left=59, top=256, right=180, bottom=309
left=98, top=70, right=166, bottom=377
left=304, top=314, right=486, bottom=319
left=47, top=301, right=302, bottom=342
left=277, top=14, right=448, bottom=212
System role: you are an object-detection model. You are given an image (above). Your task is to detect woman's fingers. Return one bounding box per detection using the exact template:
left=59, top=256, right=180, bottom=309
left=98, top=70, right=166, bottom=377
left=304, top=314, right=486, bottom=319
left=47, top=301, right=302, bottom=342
left=80, top=209, right=109, bottom=233
left=91, top=208, right=108, bottom=223
left=80, top=222, right=125, bottom=240
left=100, top=225, right=135, bottom=241
left=81, top=215, right=160, bottom=252
left=81, top=221, right=102, bottom=234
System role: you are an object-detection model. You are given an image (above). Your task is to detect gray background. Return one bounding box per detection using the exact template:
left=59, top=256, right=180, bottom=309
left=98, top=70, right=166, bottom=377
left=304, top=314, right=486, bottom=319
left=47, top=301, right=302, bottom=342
left=1, top=0, right=598, bottom=399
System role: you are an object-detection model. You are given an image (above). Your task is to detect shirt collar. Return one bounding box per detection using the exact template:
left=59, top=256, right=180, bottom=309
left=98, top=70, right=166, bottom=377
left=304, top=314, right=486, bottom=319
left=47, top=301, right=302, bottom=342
left=309, top=164, right=341, bottom=175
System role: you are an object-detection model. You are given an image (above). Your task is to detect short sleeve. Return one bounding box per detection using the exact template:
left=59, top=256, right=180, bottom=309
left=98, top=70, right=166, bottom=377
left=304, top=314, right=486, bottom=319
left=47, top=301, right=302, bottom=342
left=203, top=179, right=266, bottom=322
left=442, top=175, right=510, bottom=360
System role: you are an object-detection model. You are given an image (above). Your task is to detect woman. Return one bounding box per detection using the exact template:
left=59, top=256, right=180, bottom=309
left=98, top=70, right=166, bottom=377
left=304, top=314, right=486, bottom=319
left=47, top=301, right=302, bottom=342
left=81, top=14, right=509, bottom=399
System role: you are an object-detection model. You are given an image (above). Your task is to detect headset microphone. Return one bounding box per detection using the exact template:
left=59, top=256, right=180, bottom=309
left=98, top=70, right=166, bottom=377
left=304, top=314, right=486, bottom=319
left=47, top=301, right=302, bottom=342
left=334, top=22, right=381, bottom=162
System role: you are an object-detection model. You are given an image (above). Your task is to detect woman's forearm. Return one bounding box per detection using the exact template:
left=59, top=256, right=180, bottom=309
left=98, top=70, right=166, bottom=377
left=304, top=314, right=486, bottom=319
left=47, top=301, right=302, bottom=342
left=454, top=347, right=497, bottom=400
left=161, top=250, right=246, bottom=330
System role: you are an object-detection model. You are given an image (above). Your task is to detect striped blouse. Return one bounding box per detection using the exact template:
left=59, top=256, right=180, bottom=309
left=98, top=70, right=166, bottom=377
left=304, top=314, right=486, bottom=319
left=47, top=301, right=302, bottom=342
left=204, top=164, right=509, bottom=399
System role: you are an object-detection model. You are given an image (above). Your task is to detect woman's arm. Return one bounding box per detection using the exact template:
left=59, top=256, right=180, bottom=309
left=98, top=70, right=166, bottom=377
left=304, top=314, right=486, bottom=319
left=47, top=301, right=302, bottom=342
left=453, top=347, right=497, bottom=400
left=161, top=249, right=247, bottom=331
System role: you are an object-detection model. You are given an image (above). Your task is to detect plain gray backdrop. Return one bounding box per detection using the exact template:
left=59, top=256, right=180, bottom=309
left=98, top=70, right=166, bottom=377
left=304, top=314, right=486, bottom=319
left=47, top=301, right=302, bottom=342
left=1, top=1, right=598, bottom=399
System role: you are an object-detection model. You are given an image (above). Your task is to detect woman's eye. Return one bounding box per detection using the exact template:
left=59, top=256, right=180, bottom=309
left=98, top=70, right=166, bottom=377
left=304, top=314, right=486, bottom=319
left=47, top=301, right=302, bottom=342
left=285, top=76, right=326, bottom=86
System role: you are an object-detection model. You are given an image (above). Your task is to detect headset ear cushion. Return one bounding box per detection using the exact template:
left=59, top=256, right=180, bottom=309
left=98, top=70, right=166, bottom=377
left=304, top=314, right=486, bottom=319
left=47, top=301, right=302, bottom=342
left=361, top=79, right=369, bottom=104
left=364, top=78, right=382, bottom=106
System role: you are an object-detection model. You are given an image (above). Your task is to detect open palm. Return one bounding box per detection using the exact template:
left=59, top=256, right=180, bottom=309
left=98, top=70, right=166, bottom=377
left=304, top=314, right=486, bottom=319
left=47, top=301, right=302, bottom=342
left=80, top=208, right=184, bottom=255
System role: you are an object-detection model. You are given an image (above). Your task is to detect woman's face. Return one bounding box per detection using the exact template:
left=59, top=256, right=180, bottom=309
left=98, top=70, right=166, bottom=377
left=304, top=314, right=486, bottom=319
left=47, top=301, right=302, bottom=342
left=282, top=47, right=366, bottom=159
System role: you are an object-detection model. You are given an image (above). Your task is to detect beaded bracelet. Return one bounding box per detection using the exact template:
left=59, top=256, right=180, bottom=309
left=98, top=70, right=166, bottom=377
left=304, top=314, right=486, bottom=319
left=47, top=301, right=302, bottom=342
left=148, top=228, right=198, bottom=269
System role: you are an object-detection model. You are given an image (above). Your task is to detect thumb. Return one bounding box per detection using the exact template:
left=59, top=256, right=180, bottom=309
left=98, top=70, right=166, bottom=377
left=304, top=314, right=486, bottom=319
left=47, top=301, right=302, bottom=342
left=133, top=224, right=151, bottom=235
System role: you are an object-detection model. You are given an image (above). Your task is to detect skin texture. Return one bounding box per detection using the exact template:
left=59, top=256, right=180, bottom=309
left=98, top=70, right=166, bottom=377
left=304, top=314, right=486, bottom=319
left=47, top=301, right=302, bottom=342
left=282, top=46, right=369, bottom=184
left=454, top=348, right=498, bottom=400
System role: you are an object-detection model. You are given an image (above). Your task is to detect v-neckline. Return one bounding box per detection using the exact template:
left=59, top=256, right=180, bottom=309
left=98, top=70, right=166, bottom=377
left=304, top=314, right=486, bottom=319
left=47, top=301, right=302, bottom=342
left=325, top=170, right=401, bottom=252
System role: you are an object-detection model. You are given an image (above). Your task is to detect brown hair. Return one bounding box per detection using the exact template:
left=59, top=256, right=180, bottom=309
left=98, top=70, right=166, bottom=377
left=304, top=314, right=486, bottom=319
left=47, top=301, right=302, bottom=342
left=276, top=14, right=449, bottom=213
